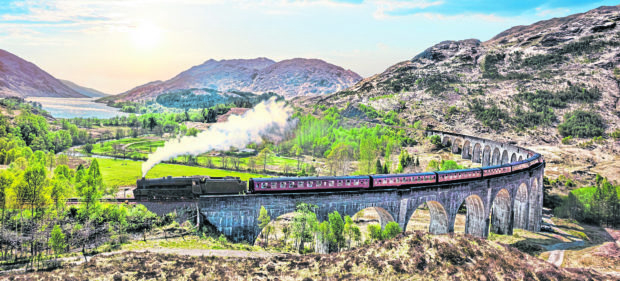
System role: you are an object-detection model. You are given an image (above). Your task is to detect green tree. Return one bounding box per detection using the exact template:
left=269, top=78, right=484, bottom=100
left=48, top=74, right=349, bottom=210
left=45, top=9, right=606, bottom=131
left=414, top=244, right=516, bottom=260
left=291, top=202, right=318, bottom=253
left=0, top=170, right=14, bottom=226
left=50, top=175, right=70, bottom=213
left=367, top=224, right=382, bottom=241
left=257, top=206, right=272, bottom=246
left=328, top=211, right=345, bottom=252
left=147, top=116, right=158, bottom=131
left=49, top=224, right=66, bottom=259
left=257, top=147, right=274, bottom=173
left=375, top=159, right=383, bottom=174
left=382, top=222, right=402, bottom=240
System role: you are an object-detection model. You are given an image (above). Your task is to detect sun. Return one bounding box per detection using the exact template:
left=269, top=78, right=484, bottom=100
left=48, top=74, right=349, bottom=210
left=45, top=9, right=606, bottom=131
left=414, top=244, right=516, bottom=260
left=130, top=22, right=162, bottom=50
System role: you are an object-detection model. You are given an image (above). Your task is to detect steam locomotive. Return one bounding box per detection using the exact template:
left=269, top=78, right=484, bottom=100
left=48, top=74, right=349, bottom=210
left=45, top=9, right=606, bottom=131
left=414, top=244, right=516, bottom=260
left=134, top=153, right=543, bottom=201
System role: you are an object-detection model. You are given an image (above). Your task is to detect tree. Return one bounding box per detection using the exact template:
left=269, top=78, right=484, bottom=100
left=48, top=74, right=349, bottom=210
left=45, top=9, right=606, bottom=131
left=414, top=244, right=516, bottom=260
left=382, top=222, right=402, bottom=240
left=147, top=116, right=158, bottom=131
left=83, top=143, right=93, bottom=154
left=367, top=224, right=382, bottom=241
left=327, top=143, right=352, bottom=176
left=291, top=144, right=303, bottom=171
left=0, top=170, right=14, bottom=226
left=49, top=224, right=66, bottom=260
left=50, top=175, right=70, bottom=213
left=328, top=211, right=345, bottom=252
left=375, top=159, right=383, bottom=174
left=23, top=164, right=48, bottom=217
left=257, top=147, right=274, bottom=173
left=291, top=202, right=318, bottom=253
left=257, top=206, right=272, bottom=246
left=247, top=157, right=257, bottom=172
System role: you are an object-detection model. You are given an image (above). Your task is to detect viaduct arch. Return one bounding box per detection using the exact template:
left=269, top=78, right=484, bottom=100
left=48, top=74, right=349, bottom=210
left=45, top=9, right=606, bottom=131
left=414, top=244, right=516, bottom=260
left=141, top=131, right=544, bottom=243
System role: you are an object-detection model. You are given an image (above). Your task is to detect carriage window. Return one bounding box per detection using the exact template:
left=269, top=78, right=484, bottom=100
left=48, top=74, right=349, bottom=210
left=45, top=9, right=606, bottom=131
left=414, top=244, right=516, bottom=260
left=316, top=181, right=321, bottom=187
left=308, top=181, right=313, bottom=188
left=280, top=182, right=286, bottom=188
left=261, top=182, right=268, bottom=189
left=298, top=181, right=304, bottom=188
left=354, top=180, right=359, bottom=185
left=329, top=180, right=335, bottom=186
left=337, top=180, right=343, bottom=186
left=289, top=181, right=296, bottom=188
left=346, top=179, right=351, bottom=186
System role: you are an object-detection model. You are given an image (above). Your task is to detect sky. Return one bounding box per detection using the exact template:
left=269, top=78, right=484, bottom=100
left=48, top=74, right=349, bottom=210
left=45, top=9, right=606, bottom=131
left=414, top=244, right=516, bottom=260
left=0, top=0, right=617, bottom=94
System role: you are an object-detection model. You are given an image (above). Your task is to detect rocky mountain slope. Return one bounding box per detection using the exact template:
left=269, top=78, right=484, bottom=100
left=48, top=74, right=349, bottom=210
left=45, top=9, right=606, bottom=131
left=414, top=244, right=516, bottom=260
left=298, top=5, right=620, bottom=145
left=104, top=57, right=362, bottom=102
left=0, top=49, right=87, bottom=98
left=60, top=79, right=108, bottom=98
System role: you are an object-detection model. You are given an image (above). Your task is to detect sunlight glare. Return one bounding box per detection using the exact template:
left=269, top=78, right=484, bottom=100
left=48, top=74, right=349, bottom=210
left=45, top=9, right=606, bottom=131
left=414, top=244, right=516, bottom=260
left=130, top=22, right=162, bottom=50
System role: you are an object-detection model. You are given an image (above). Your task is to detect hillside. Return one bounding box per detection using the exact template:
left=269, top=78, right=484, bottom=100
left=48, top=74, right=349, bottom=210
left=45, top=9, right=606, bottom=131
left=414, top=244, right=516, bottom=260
left=298, top=5, right=620, bottom=146
left=60, top=79, right=108, bottom=98
left=5, top=233, right=608, bottom=280
left=0, top=49, right=87, bottom=98
left=103, top=57, right=362, bottom=102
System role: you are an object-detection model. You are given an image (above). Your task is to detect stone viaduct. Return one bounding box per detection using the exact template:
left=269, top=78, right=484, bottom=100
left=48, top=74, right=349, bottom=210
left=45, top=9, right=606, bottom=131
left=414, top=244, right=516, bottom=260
left=142, top=131, right=544, bottom=244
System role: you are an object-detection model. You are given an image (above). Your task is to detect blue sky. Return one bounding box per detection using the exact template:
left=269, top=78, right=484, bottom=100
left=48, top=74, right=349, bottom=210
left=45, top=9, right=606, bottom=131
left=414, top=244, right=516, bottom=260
left=0, top=0, right=617, bottom=94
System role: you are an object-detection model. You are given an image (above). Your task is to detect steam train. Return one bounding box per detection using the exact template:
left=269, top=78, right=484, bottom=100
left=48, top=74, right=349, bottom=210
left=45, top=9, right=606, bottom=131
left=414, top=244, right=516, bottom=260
left=134, top=153, right=544, bottom=201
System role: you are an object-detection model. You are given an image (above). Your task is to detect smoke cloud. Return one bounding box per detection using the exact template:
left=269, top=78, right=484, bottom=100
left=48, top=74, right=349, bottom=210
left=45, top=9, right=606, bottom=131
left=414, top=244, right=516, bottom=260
left=141, top=97, right=293, bottom=177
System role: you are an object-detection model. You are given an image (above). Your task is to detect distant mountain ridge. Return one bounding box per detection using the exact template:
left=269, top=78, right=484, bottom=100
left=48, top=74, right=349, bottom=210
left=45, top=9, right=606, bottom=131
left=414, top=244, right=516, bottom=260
left=0, top=49, right=87, bottom=98
left=60, top=80, right=108, bottom=98
left=103, top=57, right=362, bottom=102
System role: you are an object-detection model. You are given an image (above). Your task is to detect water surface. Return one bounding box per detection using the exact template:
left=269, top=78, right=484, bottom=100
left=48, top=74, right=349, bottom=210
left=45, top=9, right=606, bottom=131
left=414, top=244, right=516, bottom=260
left=26, top=97, right=128, bottom=119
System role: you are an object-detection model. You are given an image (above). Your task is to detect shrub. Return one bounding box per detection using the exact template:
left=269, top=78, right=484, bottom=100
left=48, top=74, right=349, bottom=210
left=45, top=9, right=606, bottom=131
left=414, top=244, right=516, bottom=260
left=382, top=222, right=402, bottom=240
left=558, top=110, right=605, bottom=138
left=428, top=135, right=441, bottom=145
left=561, top=136, right=572, bottom=145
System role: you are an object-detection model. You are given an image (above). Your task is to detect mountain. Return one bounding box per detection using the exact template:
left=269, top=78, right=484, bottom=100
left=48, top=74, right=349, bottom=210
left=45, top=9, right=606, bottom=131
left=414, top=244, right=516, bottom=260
left=60, top=79, right=108, bottom=98
left=0, top=49, right=87, bottom=98
left=298, top=5, right=620, bottom=144
left=104, top=57, right=362, bottom=102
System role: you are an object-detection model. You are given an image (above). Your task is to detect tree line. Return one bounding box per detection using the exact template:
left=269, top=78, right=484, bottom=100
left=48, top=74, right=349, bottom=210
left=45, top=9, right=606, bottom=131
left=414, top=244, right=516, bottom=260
left=554, top=175, right=619, bottom=227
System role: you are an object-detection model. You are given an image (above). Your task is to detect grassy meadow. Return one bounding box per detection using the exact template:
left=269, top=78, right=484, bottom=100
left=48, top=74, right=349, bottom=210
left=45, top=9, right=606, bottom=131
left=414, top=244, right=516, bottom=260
left=95, top=158, right=269, bottom=187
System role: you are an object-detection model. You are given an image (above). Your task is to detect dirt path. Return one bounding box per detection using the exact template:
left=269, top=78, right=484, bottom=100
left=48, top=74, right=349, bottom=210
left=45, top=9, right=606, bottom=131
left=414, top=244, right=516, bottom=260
left=542, top=217, right=584, bottom=267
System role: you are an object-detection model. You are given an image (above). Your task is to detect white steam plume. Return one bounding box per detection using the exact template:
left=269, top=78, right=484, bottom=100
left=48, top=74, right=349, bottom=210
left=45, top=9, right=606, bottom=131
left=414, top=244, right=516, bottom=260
left=141, top=97, right=293, bottom=177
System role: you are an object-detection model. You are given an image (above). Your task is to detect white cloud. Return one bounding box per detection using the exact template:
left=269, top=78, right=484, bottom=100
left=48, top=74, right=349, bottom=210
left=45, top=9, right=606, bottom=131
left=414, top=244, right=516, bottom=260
left=535, top=7, right=571, bottom=18
left=371, top=0, right=444, bottom=19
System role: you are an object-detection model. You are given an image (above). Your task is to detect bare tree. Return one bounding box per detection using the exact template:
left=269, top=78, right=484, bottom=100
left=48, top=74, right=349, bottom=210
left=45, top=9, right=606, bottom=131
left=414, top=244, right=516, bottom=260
left=231, top=156, right=241, bottom=170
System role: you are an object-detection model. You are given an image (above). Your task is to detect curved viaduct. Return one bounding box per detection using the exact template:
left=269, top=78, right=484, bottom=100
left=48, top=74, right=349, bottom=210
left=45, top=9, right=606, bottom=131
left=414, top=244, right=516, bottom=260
left=142, top=131, right=544, bottom=243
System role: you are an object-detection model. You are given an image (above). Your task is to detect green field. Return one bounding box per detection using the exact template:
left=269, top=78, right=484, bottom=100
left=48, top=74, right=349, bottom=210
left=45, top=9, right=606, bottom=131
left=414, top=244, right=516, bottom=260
left=91, top=138, right=166, bottom=159
left=95, top=158, right=269, bottom=187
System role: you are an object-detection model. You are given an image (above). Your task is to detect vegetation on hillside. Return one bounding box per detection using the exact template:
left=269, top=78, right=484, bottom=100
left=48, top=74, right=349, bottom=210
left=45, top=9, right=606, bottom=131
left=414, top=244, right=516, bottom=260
left=6, top=232, right=607, bottom=280
left=155, top=88, right=282, bottom=109
left=554, top=175, right=620, bottom=227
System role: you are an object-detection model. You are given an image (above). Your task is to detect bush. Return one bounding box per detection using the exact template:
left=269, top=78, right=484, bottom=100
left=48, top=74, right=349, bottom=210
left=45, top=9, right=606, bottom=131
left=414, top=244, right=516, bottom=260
left=611, top=129, right=620, bottom=139
left=558, top=110, right=605, bottom=138
left=428, top=135, right=441, bottom=145
left=382, top=222, right=402, bottom=239
left=561, top=136, right=572, bottom=145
